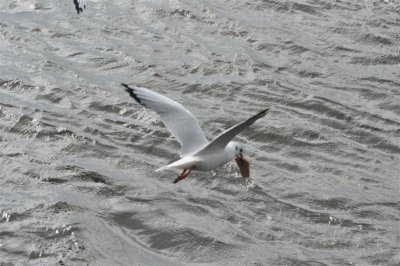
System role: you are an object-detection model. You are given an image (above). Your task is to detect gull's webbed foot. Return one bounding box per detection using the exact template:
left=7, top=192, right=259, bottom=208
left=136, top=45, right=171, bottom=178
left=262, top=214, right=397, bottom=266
left=172, top=168, right=193, bottom=184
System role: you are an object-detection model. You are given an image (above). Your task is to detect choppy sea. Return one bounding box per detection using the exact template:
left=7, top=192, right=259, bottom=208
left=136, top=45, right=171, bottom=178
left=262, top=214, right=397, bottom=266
left=0, top=0, right=399, bottom=265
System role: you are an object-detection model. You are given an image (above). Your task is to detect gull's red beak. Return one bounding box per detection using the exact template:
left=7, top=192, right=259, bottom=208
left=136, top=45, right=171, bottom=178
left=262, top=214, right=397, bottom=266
left=235, top=156, right=250, bottom=178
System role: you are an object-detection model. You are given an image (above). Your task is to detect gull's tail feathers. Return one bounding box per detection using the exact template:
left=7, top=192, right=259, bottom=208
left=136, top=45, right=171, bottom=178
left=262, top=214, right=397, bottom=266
left=155, top=157, right=201, bottom=172
left=155, top=165, right=171, bottom=172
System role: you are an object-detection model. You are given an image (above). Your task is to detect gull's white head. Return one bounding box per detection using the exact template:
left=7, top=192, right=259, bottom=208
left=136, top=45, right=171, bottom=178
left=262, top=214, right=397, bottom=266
left=227, top=142, right=242, bottom=157
left=229, top=142, right=250, bottom=178
left=234, top=144, right=244, bottom=158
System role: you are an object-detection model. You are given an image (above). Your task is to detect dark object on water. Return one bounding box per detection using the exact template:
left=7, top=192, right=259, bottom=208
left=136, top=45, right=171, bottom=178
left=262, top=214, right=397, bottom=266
left=235, top=156, right=250, bottom=178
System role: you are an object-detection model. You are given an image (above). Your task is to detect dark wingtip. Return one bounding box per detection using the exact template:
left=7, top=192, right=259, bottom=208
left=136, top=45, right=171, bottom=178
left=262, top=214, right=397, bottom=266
left=121, top=83, right=144, bottom=106
left=255, top=108, right=269, bottom=119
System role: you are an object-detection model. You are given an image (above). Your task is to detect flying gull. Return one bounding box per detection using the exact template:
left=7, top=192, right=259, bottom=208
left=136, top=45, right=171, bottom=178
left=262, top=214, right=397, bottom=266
left=73, top=0, right=86, bottom=14
left=122, top=84, right=269, bottom=184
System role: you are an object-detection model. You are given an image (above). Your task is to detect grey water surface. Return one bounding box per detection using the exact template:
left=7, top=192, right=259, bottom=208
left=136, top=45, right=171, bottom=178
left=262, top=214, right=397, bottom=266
left=1, top=0, right=399, bottom=265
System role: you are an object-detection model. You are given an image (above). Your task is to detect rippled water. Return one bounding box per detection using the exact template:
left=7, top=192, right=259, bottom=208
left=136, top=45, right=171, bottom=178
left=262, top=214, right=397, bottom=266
left=1, top=0, right=399, bottom=265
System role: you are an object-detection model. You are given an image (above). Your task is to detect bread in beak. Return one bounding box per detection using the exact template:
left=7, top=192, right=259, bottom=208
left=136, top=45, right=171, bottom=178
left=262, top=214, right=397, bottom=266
left=235, top=156, right=250, bottom=178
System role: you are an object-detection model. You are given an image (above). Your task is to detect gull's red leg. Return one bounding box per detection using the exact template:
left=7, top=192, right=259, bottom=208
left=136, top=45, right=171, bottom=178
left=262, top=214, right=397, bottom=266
left=173, top=167, right=193, bottom=184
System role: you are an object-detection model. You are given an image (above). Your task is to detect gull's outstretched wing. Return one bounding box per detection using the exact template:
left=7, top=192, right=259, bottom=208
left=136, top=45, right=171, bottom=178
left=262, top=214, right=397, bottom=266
left=73, top=0, right=86, bottom=14
left=122, top=84, right=208, bottom=157
left=196, top=109, right=269, bottom=155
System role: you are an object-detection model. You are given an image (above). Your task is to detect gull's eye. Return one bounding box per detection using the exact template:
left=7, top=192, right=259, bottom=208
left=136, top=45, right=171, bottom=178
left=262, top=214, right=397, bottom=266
left=240, top=148, right=243, bottom=153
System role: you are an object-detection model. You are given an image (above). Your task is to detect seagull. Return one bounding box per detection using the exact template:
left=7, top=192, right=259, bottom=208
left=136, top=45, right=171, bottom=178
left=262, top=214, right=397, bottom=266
left=121, top=84, right=269, bottom=184
left=73, top=0, right=86, bottom=14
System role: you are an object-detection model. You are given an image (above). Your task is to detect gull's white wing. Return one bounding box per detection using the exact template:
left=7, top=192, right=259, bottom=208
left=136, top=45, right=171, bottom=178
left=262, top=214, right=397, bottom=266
left=73, top=0, right=86, bottom=14
left=196, top=109, right=269, bottom=155
left=122, top=84, right=208, bottom=157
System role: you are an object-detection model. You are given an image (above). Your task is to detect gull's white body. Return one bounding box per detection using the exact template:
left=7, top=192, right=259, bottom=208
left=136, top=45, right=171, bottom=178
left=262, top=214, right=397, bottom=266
left=156, top=142, right=237, bottom=172
left=122, top=84, right=268, bottom=177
